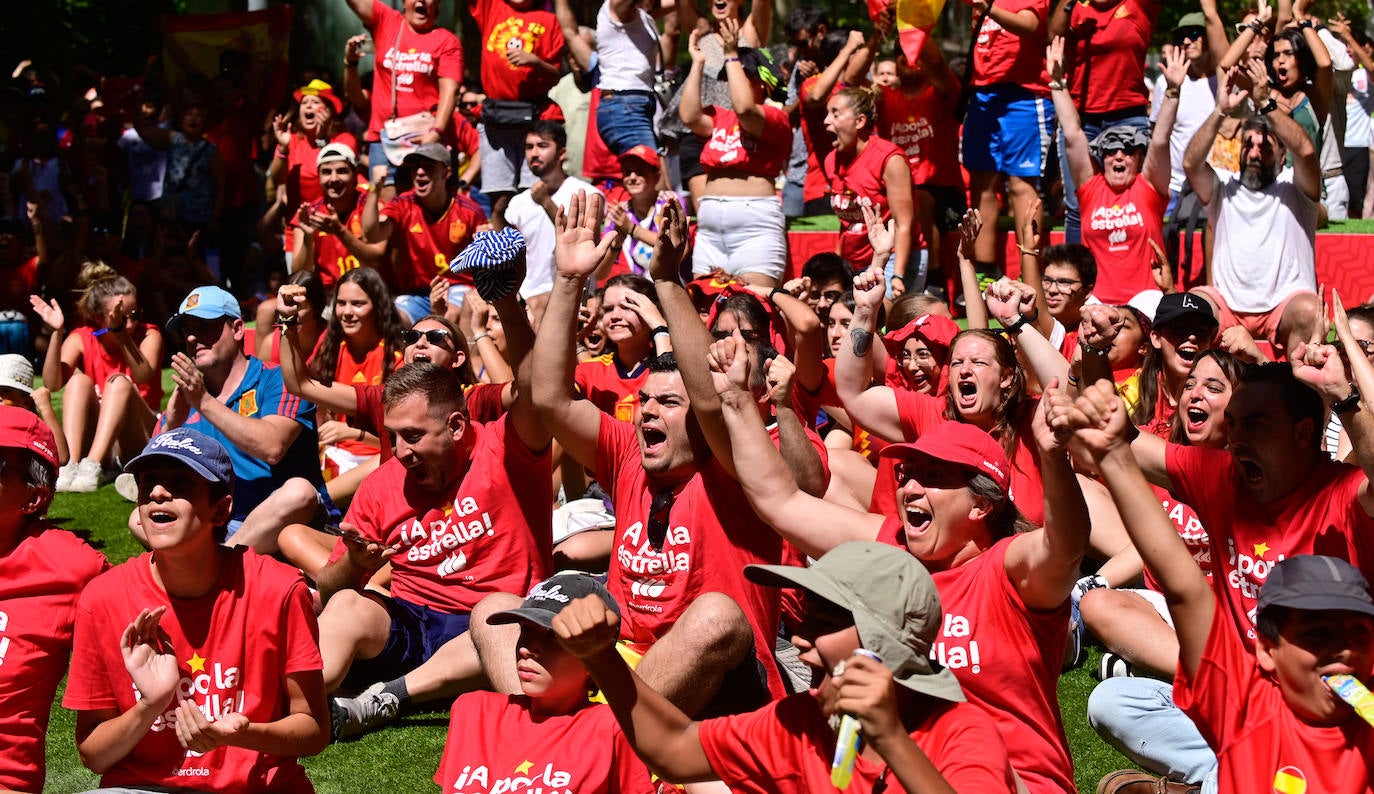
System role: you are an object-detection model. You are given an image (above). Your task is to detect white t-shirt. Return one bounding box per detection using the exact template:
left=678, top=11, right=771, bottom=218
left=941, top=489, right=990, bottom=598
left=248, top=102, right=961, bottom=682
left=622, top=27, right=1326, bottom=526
left=1345, top=67, right=1373, bottom=149
left=1207, top=168, right=1319, bottom=313
left=117, top=126, right=169, bottom=202
left=1152, top=72, right=1217, bottom=195
left=506, top=175, right=603, bottom=299
left=596, top=2, right=657, bottom=92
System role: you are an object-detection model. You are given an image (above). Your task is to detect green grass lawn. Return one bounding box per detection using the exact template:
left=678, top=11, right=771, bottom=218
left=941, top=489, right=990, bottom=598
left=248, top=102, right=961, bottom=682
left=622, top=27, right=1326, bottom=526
left=36, top=371, right=1134, bottom=792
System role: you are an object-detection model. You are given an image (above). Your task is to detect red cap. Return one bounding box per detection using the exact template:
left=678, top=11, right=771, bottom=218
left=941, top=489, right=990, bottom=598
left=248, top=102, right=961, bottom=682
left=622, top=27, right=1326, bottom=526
left=879, top=420, right=1010, bottom=495
left=882, top=313, right=961, bottom=356
left=293, top=79, right=343, bottom=115
left=0, top=405, right=58, bottom=468
left=619, top=144, right=660, bottom=170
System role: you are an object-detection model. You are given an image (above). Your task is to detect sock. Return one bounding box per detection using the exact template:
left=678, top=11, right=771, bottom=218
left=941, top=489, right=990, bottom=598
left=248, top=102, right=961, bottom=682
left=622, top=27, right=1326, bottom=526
left=382, top=677, right=410, bottom=706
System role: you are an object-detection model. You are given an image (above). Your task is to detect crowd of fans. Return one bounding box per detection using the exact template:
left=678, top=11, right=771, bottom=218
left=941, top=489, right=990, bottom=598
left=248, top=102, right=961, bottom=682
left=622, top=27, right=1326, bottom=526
left=6, top=0, right=1374, bottom=791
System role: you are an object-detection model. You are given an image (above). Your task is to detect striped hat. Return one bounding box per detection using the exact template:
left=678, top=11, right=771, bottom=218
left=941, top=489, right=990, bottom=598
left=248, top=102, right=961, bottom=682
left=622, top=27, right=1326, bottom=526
left=450, top=228, right=526, bottom=301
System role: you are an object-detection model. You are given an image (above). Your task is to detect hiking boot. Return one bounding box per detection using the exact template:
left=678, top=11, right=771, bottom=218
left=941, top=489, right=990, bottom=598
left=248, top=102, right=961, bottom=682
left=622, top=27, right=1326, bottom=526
left=330, top=682, right=398, bottom=740
left=68, top=458, right=104, bottom=493
left=1097, top=770, right=1201, bottom=793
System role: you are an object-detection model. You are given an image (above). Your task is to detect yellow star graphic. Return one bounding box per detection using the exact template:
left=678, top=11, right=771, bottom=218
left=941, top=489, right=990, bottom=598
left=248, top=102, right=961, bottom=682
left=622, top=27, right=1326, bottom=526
left=514, top=760, right=534, bottom=776
left=1254, top=541, right=1271, bottom=558
left=186, top=652, right=207, bottom=674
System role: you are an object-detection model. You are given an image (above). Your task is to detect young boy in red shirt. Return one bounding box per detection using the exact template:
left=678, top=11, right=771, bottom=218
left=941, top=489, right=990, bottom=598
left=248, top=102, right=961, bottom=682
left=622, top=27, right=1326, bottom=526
left=64, top=428, right=329, bottom=792
left=1071, top=380, right=1374, bottom=793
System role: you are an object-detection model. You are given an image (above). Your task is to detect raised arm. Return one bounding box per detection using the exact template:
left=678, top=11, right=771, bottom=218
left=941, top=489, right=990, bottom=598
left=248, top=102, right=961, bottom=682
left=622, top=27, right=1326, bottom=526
left=1065, top=381, right=1215, bottom=678
left=711, top=330, right=884, bottom=558
left=344, top=0, right=375, bottom=26
left=985, top=278, right=1069, bottom=388
left=1292, top=0, right=1334, bottom=124
left=554, top=0, right=594, bottom=73
left=531, top=191, right=618, bottom=470
left=1047, top=37, right=1095, bottom=191
left=834, top=266, right=907, bottom=441
left=1146, top=45, right=1188, bottom=197
left=275, top=284, right=361, bottom=414
left=719, top=18, right=766, bottom=137
left=740, top=0, right=770, bottom=47
left=1198, top=0, right=1233, bottom=68
left=807, top=31, right=867, bottom=108
left=1005, top=385, right=1091, bottom=610
left=679, top=30, right=714, bottom=137
left=487, top=243, right=550, bottom=452
left=1184, top=67, right=1246, bottom=206
left=1245, top=58, right=1320, bottom=199
left=763, top=354, right=829, bottom=496
left=955, top=210, right=990, bottom=329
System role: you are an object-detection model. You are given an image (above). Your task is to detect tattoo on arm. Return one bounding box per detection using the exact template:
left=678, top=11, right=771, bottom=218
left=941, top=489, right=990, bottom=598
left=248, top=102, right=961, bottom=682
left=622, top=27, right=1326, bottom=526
left=850, top=328, right=874, bottom=357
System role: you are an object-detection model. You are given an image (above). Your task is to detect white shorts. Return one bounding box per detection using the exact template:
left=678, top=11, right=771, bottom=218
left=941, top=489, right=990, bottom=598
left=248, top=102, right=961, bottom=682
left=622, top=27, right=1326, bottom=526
left=692, top=195, right=788, bottom=280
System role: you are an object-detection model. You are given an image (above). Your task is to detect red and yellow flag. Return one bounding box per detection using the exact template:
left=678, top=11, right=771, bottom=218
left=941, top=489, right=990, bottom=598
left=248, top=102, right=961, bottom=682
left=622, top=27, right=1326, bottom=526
left=866, top=0, right=948, bottom=65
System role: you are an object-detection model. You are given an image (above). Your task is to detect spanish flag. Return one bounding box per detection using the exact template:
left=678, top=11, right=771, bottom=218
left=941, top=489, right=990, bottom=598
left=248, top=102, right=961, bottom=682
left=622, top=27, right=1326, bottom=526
left=867, top=0, right=947, bottom=65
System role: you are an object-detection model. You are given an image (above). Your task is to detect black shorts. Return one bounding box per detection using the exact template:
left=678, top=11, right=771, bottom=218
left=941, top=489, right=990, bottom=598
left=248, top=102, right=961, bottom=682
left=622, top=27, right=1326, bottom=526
left=679, top=133, right=706, bottom=182
left=917, top=184, right=968, bottom=233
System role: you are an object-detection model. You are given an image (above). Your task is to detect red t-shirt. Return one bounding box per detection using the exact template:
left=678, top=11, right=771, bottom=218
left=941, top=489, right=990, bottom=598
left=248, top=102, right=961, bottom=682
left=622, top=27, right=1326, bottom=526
left=575, top=354, right=649, bottom=423
left=303, top=190, right=368, bottom=287
left=972, top=0, right=1050, bottom=92
left=1077, top=174, right=1166, bottom=304
left=338, top=415, right=552, bottom=614
left=472, top=0, right=566, bottom=101
left=283, top=132, right=356, bottom=211
left=878, top=84, right=963, bottom=188
left=595, top=414, right=786, bottom=697
left=1066, top=0, right=1158, bottom=114
left=381, top=190, right=489, bottom=293
left=435, top=692, right=655, bottom=793
left=1174, top=603, right=1374, bottom=794
left=0, top=525, right=108, bottom=793
left=365, top=0, right=465, bottom=142
left=330, top=341, right=392, bottom=457
left=1166, top=445, right=1374, bottom=646
left=1146, top=484, right=1211, bottom=592
left=698, top=692, right=1016, bottom=793
left=700, top=105, right=792, bottom=179
left=64, top=549, right=321, bottom=794
left=826, top=136, right=907, bottom=268
left=74, top=324, right=164, bottom=409
left=0, top=255, right=38, bottom=313
left=874, top=527, right=1075, bottom=793
left=799, top=75, right=840, bottom=204
left=354, top=380, right=506, bottom=461
left=885, top=390, right=1046, bottom=526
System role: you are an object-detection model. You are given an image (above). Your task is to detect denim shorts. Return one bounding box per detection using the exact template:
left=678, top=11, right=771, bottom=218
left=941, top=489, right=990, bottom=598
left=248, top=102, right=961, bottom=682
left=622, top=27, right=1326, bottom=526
left=343, top=595, right=471, bottom=688
left=596, top=91, right=658, bottom=154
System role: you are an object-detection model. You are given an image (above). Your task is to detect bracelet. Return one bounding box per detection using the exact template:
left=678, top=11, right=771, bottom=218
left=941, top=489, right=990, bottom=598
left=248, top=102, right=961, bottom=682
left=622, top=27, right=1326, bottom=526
left=275, top=145, right=289, bottom=159
left=1003, top=310, right=1038, bottom=335
left=1066, top=372, right=1080, bottom=386
left=1048, top=79, right=1067, bottom=91
left=1246, top=19, right=1264, bottom=35
left=1333, top=383, right=1362, bottom=416
left=768, top=287, right=788, bottom=303
left=724, top=56, right=741, bottom=63
left=273, top=313, right=299, bottom=327
left=1256, top=97, right=1279, bottom=115
left=1297, top=18, right=1315, bottom=29
left=472, top=333, right=491, bottom=344
left=651, top=325, right=671, bottom=338
left=1017, top=244, right=1041, bottom=257
left=1080, top=337, right=1112, bottom=355
left=1164, top=87, right=1180, bottom=99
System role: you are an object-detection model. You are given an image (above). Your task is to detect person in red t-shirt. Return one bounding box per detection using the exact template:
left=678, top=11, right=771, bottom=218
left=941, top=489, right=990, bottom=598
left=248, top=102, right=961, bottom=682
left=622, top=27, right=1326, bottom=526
left=31, top=264, right=163, bottom=494
left=0, top=407, right=108, bottom=794
left=65, top=427, right=328, bottom=792
left=681, top=21, right=791, bottom=286
left=363, top=142, right=489, bottom=321
left=575, top=274, right=671, bottom=422
left=269, top=80, right=357, bottom=248
left=469, top=0, right=566, bottom=220
left=711, top=325, right=1089, bottom=793
left=1048, top=36, right=1176, bottom=305
left=1066, top=380, right=1374, bottom=794
left=345, top=0, right=463, bottom=186
left=552, top=541, right=1017, bottom=792
left=292, top=143, right=384, bottom=291
left=436, top=573, right=656, bottom=794
left=823, top=85, right=915, bottom=290
left=1048, top=0, right=1159, bottom=244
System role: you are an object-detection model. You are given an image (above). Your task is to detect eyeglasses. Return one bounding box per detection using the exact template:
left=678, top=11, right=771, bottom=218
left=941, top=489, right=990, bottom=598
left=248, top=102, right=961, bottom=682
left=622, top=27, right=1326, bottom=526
left=1042, top=277, right=1083, bottom=292
left=646, top=488, right=674, bottom=550
left=1357, top=339, right=1374, bottom=356
left=402, top=328, right=455, bottom=348
left=1174, top=28, right=1204, bottom=44
left=813, top=290, right=844, bottom=304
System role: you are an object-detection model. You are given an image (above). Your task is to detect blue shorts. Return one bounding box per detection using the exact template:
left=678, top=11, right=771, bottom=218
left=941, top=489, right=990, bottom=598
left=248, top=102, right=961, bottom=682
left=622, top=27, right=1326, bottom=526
left=962, top=87, right=1054, bottom=178
left=343, top=595, right=471, bottom=688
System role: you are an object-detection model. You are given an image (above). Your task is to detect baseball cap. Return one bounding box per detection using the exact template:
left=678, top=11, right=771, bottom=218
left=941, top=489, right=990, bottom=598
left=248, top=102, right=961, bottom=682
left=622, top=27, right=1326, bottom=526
left=1172, top=12, right=1207, bottom=35
left=489, top=573, right=621, bottom=629
left=882, top=313, right=961, bottom=357
left=293, top=78, right=344, bottom=114
left=124, top=427, right=235, bottom=488
left=316, top=141, right=357, bottom=169
left=0, top=405, right=58, bottom=468
left=1257, top=555, right=1374, bottom=620
left=879, top=420, right=1011, bottom=496
left=0, top=354, right=35, bottom=394
left=619, top=145, right=660, bottom=170
left=746, top=542, right=965, bottom=702
left=1152, top=291, right=1217, bottom=330
left=1090, top=125, right=1149, bottom=157
left=171, top=285, right=241, bottom=326
left=402, top=142, right=452, bottom=168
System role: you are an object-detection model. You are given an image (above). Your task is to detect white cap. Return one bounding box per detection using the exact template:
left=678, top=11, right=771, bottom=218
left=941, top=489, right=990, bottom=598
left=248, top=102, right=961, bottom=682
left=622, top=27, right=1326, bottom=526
left=316, top=142, right=358, bottom=168
left=0, top=354, right=34, bottom=394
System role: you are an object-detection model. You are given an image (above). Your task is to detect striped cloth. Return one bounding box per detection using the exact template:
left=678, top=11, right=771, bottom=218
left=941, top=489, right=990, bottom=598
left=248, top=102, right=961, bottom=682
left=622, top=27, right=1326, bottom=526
left=450, top=227, right=526, bottom=301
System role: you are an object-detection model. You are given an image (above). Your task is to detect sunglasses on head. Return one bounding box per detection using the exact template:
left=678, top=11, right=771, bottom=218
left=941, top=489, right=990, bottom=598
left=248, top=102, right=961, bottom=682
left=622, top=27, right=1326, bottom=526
left=402, top=328, right=454, bottom=347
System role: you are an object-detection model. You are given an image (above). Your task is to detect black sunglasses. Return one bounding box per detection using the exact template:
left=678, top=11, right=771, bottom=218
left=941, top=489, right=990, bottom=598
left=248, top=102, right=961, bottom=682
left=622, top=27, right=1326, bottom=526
left=402, top=328, right=454, bottom=347
left=1174, top=28, right=1204, bottom=43
left=646, top=488, right=674, bottom=550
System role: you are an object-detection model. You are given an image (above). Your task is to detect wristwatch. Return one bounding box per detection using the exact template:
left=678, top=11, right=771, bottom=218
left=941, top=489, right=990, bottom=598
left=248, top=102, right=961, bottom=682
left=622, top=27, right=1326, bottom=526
left=1333, top=384, right=1362, bottom=416
left=1003, top=310, right=1039, bottom=335
left=1256, top=97, right=1279, bottom=115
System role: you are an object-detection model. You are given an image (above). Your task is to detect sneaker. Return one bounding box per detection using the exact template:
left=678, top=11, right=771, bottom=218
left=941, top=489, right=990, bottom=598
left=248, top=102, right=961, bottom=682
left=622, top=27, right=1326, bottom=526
left=1063, top=610, right=1087, bottom=671
left=114, top=472, right=139, bottom=503
left=1096, top=769, right=1200, bottom=793
left=1096, top=651, right=1134, bottom=680
left=68, top=458, right=103, bottom=493
left=330, top=682, right=399, bottom=740
left=55, top=462, right=77, bottom=492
